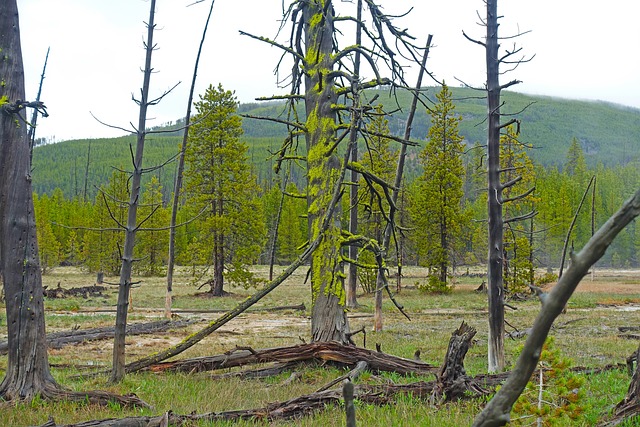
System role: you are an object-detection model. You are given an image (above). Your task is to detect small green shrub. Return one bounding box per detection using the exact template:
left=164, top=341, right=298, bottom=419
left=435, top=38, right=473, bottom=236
left=512, top=337, right=588, bottom=426
left=417, top=275, right=453, bottom=294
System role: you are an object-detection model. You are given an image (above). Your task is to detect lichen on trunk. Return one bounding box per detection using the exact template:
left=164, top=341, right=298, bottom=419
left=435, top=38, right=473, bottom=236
left=303, top=0, right=350, bottom=344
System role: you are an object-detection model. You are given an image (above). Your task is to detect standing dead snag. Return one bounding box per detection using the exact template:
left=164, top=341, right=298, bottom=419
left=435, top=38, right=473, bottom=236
left=110, top=0, right=179, bottom=383
left=464, top=0, right=534, bottom=373
left=0, top=1, right=58, bottom=401
left=243, top=0, right=427, bottom=342
left=473, top=188, right=640, bottom=427
left=0, top=0, right=146, bottom=408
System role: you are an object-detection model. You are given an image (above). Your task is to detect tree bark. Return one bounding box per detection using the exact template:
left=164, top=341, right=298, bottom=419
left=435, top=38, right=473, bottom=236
left=485, top=0, right=505, bottom=373
left=0, top=0, right=60, bottom=400
left=433, top=322, right=487, bottom=402
left=346, top=0, right=363, bottom=309
left=110, top=0, right=156, bottom=383
left=145, top=341, right=436, bottom=376
left=303, top=1, right=350, bottom=344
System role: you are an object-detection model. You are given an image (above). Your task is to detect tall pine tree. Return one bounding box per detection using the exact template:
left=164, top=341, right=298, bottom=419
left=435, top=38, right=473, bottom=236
left=184, top=84, right=266, bottom=295
left=411, top=84, right=465, bottom=289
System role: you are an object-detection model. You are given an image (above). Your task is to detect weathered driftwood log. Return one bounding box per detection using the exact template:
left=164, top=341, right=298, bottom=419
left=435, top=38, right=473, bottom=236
left=433, top=322, right=488, bottom=402
left=0, top=319, right=196, bottom=355
left=145, top=341, right=437, bottom=376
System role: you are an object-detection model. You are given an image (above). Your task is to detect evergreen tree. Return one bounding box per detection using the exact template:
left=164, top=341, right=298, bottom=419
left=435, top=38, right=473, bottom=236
left=358, top=104, right=396, bottom=242
left=135, top=175, right=169, bottom=276
left=184, top=84, right=266, bottom=295
left=33, top=193, right=61, bottom=274
left=564, top=137, right=587, bottom=178
left=500, top=125, right=536, bottom=292
left=410, top=84, right=465, bottom=289
left=82, top=170, right=128, bottom=275
left=277, top=182, right=307, bottom=264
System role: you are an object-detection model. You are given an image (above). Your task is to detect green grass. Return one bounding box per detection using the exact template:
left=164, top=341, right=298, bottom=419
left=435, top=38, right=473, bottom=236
left=2, top=266, right=640, bottom=425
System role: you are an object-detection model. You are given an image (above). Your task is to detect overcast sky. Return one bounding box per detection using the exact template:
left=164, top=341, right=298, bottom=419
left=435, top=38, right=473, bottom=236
left=18, top=0, right=640, bottom=142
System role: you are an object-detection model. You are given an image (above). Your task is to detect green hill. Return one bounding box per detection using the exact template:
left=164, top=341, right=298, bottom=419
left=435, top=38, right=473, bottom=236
left=32, top=87, right=640, bottom=198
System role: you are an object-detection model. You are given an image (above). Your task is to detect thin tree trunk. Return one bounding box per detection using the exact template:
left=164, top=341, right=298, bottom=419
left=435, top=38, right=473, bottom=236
left=28, top=46, right=49, bottom=167
left=346, top=0, right=363, bottom=309
left=166, top=0, right=216, bottom=319
left=486, top=0, right=505, bottom=373
left=591, top=176, right=596, bottom=281
left=83, top=140, right=91, bottom=202
left=110, top=0, right=156, bottom=383
left=373, top=35, right=433, bottom=331
left=268, top=173, right=288, bottom=281
left=559, top=175, right=595, bottom=278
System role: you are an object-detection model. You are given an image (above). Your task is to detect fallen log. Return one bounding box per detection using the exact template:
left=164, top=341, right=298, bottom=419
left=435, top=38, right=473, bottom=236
left=43, top=284, right=107, bottom=299
left=146, top=341, right=437, bottom=376
left=36, top=372, right=508, bottom=427
left=0, top=319, right=196, bottom=355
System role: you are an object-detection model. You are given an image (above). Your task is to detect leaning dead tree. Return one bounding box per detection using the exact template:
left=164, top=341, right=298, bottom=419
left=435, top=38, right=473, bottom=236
left=463, top=0, right=534, bottom=373
left=242, top=0, right=427, bottom=342
left=0, top=0, right=145, bottom=407
left=473, top=188, right=640, bottom=426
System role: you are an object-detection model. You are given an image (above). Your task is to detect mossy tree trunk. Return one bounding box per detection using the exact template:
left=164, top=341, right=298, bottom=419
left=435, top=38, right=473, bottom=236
left=0, top=0, right=59, bottom=400
left=303, top=0, right=350, bottom=344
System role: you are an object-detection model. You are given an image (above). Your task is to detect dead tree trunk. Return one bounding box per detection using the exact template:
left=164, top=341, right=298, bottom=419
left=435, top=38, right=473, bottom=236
left=165, top=0, right=216, bottom=318
left=303, top=1, right=350, bottom=344
left=346, top=0, right=363, bottom=309
left=0, top=2, right=147, bottom=408
left=0, top=1, right=59, bottom=400
left=601, top=346, right=640, bottom=426
left=485, top=0, right=505, bottom=373
left=27, top=46, right=49, bottom=167
left=111, top=0, right=157, bottom=383
left=433, top=322, right=487, bottom=402
left=559, top=175, right=595, bottom=278
left=373, top=35, right=433, bottom=331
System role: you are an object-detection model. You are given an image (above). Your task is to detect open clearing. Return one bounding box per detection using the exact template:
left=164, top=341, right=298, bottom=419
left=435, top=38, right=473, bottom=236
left=1, top=266, right=640, bottom=426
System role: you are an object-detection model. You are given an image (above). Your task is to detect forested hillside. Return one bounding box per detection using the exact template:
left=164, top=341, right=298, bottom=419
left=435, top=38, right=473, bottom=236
left=32, top=87, right=640, bottom=199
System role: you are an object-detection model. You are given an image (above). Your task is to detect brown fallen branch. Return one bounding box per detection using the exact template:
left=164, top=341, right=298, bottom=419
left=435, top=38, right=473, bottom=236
left=38, top=371, right=509, bottom=427
left=146, top=341, right=437, bottom=376
left=209, top=361, right=304, bottom=381
left=43, top=284, right=106, bottom=299
left=433, top=322, right=488, bottom=402
left=0, top=319, right=196, bottom=355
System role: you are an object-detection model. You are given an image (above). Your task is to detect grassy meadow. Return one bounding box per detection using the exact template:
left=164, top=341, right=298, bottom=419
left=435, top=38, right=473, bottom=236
left=1, top=266, right=640, bottom=426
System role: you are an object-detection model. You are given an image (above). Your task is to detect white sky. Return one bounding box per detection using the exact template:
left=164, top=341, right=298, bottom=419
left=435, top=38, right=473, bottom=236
left=18, top=0, right=640, bottom=142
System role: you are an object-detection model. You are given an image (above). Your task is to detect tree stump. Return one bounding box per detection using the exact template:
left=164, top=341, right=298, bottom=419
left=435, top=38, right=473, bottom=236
left=605, top=345, right=640, bottom=426
left=433, top=321, right=487, bottom=402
